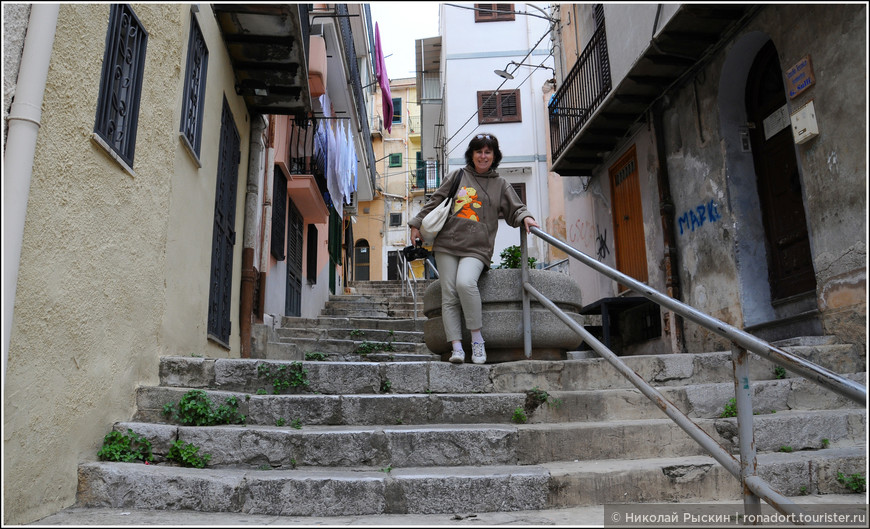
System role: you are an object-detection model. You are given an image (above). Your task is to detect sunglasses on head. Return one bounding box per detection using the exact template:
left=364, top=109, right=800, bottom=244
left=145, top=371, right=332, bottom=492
left=476, top=134, right=494, bottom=140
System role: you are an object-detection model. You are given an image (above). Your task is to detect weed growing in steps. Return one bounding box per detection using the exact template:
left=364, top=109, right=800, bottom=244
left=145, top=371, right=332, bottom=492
left=97, top=429, right=154, bottom=463
left=524, top=386, right=562, bottom=416
left=167, top=439, right=211, bottom=469
left=837, top=472, right=866, bottom=493
left=257, top=361, right=310, bottom=394
left=720, top=398, right=737, bottom=418
left=162, top=389, right=246, bottom=426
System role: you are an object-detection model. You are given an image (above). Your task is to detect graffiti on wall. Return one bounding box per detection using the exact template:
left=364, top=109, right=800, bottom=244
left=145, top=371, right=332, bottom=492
left=596, top=226, right=610, bottom=261
left=678, top=199, right=721, bottom=235
left=568, top=219, right=611, bottom=261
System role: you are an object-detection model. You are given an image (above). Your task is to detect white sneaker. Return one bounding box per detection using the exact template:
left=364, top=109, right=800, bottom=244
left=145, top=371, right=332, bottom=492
left=449, top=350, right=465, bottom=364
left=471, top=342, right=486, bottom=364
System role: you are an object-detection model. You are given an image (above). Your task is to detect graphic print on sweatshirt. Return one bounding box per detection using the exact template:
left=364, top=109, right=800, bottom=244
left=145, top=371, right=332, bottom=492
left=453, top=187, right=482, bottom=221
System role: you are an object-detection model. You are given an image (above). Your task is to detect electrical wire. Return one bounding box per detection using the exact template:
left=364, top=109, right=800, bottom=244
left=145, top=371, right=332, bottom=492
left=441, top=2, right=556, bottom=153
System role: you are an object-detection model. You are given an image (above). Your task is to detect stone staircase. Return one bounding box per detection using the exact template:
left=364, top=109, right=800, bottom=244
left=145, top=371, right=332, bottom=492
left=73, top=280, right=866, bottom=517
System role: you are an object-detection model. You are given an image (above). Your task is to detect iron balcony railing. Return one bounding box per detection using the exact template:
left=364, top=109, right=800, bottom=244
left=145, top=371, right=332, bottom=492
left=548, top=21, right=612, bottom=162
left=414, top=159, right=441, bottom=194
left=408, top=115, right=421, bottom=134
left=516, top=226, right=865, bottom=520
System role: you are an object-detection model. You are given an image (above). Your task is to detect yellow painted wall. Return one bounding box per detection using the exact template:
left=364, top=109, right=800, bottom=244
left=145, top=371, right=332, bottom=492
left=3, top=4, right=250, bottom=523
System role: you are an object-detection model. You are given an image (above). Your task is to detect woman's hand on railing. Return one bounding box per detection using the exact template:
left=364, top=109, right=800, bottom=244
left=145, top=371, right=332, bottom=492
left=523, top=217, right=540, bottom=233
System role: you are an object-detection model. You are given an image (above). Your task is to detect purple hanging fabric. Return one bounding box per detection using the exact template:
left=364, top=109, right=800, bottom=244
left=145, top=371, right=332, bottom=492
left=375, top=22, right=393, bottom=133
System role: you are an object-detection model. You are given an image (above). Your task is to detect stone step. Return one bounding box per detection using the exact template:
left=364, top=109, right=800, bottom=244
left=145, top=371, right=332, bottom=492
left=272, top=337, right=430, bottom=356
left=320, top=308, right=421, bottom=319
left=542, top=446, right=866, bottom=506
left=157, top=353, right=866, bottom=397
left=114, top=409, right=865, bottom=469
left=276, top=327, right=423, bottom=344
left=139, top=372, right=863, bottom=427
left=278, top=317, right=426, bottom=332
left=327, top=297, right=421, bottom=308
left=74, top=447, right=865, bottom=515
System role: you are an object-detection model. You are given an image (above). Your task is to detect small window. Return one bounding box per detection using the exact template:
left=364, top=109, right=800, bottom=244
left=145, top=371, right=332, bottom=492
left=478, top=90, right=521, bottom=124
left=389, top=213, right=402, bottom=227
left=180, top=13, right=209, bottom=158
left=389, top=153, right=402, bottom=167
left=94, top=4, right=149, bottom=167
left=475, top=4, right=515, bottom=22
left=500, top=183, right=526, bottom=219
left=392, top=97, right=402, bottom=124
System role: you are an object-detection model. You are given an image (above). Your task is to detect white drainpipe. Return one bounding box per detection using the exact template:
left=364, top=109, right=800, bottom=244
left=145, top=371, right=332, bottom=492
left=3, top=4, right=60, bottom=380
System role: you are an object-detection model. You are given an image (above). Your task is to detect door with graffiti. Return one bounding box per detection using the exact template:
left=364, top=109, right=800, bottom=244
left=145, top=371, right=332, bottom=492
left=746, top=41, right=816, bottom=301
left=609, top=145, right=647, bottom=293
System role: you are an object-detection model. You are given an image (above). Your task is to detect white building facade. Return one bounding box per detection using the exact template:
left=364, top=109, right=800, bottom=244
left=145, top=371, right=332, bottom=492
left=439, top=3, right=555, bottom=267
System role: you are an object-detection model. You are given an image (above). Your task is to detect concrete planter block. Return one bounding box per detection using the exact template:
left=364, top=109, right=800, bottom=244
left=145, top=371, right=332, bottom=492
left=423, top=269, right=584, bottom=362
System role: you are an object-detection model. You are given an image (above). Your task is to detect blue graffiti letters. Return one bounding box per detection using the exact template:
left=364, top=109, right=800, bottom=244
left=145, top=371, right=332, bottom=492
left=678, top=199, right=721, bottom=235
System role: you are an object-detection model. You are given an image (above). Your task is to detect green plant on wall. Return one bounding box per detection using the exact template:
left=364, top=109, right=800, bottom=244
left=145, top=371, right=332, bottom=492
left=97, top=429, right=154, bottom=463
left=495, top=245, right=537, bottom=269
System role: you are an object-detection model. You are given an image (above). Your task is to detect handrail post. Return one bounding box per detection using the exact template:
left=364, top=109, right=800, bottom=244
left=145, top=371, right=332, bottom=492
left=731, top=343, right=761, bottom=516
left=520, top=229, right=532, bottom=358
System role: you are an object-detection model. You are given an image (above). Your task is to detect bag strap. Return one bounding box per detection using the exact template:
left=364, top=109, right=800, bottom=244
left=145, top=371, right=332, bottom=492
left=446, top=170, right=462, bottom=200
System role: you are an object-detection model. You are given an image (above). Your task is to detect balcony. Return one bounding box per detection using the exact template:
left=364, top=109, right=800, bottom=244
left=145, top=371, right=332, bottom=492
left=549, top=4, right=758, bottom=176
left=213, top=3, right=312, bottom=116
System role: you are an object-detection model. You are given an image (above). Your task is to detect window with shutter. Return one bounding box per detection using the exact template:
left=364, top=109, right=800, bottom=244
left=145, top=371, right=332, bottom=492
left=477, top=90, right=522, bottom=124
left=475, top=3, right=515, bottom=22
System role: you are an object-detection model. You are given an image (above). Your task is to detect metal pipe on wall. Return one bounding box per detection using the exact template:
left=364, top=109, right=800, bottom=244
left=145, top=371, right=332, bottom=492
left=240, top=116, right=267, bottom=358
left=3, top=4, right=60, bottom=379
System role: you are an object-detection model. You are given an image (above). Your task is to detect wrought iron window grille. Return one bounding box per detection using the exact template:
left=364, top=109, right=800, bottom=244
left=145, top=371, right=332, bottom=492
left=94, top=4, right=148, bottom=168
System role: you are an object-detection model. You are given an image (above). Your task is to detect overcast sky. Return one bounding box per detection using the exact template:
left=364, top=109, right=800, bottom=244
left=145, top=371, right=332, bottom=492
left=368, top=2, right=441, bottom=80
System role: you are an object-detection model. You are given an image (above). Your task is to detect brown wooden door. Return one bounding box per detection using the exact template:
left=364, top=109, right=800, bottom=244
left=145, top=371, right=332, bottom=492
left=746, top=41, right=816, bottom=301
left=609, top=145, right=647, bottom=292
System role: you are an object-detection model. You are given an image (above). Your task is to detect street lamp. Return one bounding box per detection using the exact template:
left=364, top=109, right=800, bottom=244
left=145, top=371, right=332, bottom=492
left=494, top=61, right=555, bottom=80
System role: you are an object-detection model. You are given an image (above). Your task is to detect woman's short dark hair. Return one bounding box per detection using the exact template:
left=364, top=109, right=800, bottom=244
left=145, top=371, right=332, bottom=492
left=464, top=133, right=503, bottom=169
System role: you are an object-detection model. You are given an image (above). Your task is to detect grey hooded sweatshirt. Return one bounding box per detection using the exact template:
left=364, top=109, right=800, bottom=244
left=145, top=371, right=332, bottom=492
left=408, top=166, right=533, bottom=268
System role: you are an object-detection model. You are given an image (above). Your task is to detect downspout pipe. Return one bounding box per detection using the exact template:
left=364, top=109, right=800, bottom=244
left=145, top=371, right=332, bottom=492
left=240, top=115, right=267, bottom=358
left=3, top=4, right=60, bottom=380
left=652, top=102, right=685, bottom=353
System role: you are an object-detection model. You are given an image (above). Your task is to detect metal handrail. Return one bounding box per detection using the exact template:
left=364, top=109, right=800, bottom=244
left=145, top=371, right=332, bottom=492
left=397, top=252, right=419, bottom=319
left=518, top=227, right=866, bottom=519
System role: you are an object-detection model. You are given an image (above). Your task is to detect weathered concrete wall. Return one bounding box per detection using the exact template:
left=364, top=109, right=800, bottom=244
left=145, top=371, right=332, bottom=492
left=3, top=4, right=251, bottom=524
left=557, top=3, right=865, bottom=357
left=663, top=4, right=866, bottom=352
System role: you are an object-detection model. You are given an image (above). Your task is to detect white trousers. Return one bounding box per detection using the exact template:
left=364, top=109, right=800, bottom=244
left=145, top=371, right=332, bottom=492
left=434, top=252, right=485, bottom=342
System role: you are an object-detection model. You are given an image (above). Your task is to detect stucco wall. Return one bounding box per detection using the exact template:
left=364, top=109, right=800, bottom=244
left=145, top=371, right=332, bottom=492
left=3, top=4, right=251, bottom=524
left=161, top=5, right=251, bottom=355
